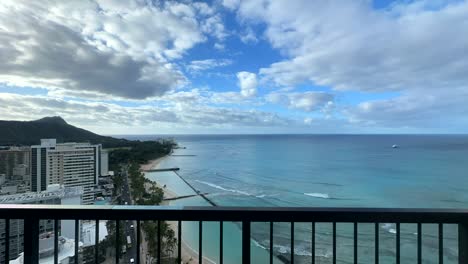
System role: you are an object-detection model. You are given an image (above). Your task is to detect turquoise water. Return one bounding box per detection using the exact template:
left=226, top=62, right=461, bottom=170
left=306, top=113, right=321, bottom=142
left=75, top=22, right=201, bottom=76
left=138, top=135, right=468, bottom=264
left=94, top=199, right=110, bottom=205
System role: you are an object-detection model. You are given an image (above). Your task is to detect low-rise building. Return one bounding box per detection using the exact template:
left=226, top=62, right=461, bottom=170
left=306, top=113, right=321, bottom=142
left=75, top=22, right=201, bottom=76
left=0, top=185, right=83, bottom=262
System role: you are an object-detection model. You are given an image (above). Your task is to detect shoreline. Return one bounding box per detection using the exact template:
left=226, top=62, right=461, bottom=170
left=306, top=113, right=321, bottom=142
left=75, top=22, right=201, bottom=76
left=140, top=155, right=179, bottom=203
left=140, top=155, right=280, bottom=264
left=141, top=155, right=203, bottom=264
left=139, top=155, right=167, bottom=171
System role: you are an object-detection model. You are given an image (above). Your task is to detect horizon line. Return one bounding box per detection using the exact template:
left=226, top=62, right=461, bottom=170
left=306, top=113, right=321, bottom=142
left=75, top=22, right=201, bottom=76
left=107, top=133, right=468, bottom=136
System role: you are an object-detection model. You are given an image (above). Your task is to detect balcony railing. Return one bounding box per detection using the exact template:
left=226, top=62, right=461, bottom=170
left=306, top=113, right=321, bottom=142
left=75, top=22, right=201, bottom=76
left=1, top=204, right=468, bottom=263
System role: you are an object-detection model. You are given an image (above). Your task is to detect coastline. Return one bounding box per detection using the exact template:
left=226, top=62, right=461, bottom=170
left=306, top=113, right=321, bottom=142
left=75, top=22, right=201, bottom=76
left=140, top=154, right=279, bottom=264
left=140, top=156, right=179, bottom=202
left=141, top=155, right=204, bottom=264
left=139, top=155, right=166, bottom=171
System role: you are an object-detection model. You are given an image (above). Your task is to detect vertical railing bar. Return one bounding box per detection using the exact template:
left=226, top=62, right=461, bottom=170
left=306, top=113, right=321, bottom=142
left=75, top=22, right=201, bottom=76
left=178, top=220, right=181, bottom=264
left=312, top=222, right=315, bottom=264
left=137, top=220, right=141, bottom=264
left=220, top=221, right=223, bottom=264
left=95, top=219, right=99, bottom=264
left=5, top=218, right=10, bottom=263
left=270, top=222, right=274, bottom=264
left=375, top=222, right=379, bottom=264
left=75, top=219, right=79, bottom=264
left=24, top=218, right=39, bottom=264
left=158, top=220, right=162, bottom=264
left=354, top=222, right=358, bottom=264
left=242, top=221, right=251, bottom=264
left=116, top=220, right=120, bottom=264
left=439, top=223, right=444, bottom=264
left=396, top=223, right=400, bottom=264
left=333, top=222, right=336, bottom=264
left=418, top=223, right=422, bottom=264
left=291, top=222, right=294, bottom=264
left=458, top=222, right=468, bottom=264
left=54, top=219, right=58, bottom=264
left=199, top=221, right=203, bottom=264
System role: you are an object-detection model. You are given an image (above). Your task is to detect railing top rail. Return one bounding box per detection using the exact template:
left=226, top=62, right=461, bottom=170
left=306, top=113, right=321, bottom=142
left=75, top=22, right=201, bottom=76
left=1, top=204, right=468, bottom=223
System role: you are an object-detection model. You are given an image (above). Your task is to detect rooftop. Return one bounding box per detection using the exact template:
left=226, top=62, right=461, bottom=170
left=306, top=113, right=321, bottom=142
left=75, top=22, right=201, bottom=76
left=0, top=186, right=83, bottom=203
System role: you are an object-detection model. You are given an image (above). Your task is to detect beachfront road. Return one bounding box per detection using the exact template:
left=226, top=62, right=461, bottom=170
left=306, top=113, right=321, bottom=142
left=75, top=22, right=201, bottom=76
left=122, top=169, right=137, bottom=263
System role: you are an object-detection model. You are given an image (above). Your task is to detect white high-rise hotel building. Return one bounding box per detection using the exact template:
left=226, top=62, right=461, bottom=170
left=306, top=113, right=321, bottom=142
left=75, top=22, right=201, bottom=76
left=31, top=139, right=104, bottom=204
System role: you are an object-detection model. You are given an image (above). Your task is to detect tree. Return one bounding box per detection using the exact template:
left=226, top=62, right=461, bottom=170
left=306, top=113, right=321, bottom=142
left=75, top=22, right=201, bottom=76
left=107, top=139, right=178, bottom=262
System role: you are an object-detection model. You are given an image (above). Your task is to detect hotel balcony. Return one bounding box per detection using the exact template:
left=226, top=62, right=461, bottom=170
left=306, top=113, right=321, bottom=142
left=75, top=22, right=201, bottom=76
left=1, top=204, right=468, bottom=263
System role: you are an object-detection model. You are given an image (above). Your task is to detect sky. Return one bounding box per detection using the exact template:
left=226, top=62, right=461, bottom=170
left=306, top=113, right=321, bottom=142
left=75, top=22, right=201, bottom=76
left=1, top=0, right=468, bottom=134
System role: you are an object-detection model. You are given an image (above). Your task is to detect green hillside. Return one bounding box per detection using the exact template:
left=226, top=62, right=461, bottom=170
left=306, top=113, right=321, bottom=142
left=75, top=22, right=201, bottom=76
left=0, top=116, right=129, bottom=147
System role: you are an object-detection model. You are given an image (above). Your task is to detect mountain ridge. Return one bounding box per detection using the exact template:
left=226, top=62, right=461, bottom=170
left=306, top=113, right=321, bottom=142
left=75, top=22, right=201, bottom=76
left=0, top=117, right=129, bottom=147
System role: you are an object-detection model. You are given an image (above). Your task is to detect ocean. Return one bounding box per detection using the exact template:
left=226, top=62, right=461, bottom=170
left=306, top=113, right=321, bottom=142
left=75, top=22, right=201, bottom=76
left=125, top=134, right=468, bottom=263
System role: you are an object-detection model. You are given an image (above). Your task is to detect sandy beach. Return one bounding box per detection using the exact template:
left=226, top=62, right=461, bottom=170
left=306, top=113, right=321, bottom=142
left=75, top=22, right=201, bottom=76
left=140, top=156, right=207, bottom=264
left=139, top=155, right=167, bottom=171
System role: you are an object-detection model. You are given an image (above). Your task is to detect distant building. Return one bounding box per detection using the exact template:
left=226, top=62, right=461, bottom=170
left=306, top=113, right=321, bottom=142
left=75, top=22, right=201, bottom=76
left=0, top=185, right=83, bottom=262
left=0, top=147, right=31, bottom=181
left=13, top=164, right=29, bottom=181
left=100, top=149, right=109, bottom=176
left=31, top=139, right=104, bottom=204
left=0, top=147, right=31, bottom=194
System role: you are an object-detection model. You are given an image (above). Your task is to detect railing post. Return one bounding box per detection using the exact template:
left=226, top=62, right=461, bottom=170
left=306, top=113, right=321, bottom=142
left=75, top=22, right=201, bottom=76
left=5, top=218, right=10, bottom=263
left=24, top=217, right=39, bottom=264
left=75, top=219, right=79, bottom=264
left=116, top=220, right=120, bottom=264
left=242, top=221, right=251, bottom=264
left=220, top=221, right=223, bottom=264
left=459, top=223, right=468, bottom=264
left=54, top=219, right=59, bottom=264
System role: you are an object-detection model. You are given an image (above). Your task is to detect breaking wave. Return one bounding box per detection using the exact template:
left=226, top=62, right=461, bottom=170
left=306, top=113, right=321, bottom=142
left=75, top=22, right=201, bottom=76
left=195, top=180, right=251, bottom=196
left=304, top=192, right=330, bottom=199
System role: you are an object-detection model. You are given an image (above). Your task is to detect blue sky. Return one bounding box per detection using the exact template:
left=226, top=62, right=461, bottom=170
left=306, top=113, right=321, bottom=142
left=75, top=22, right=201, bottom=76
left=1, top=0, right=468, bottom=134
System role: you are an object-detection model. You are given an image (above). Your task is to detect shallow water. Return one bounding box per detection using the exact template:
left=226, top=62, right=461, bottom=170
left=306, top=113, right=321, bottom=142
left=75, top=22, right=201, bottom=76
left=138, top=134, right=468, bottom=264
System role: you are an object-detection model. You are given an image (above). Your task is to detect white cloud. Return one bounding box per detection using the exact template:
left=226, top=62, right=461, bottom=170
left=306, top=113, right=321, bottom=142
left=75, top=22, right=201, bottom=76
left=2, top=0, right=467, bottom=133
left=266, top=92, right=334, bottom=112
left=209, top=92, right=247, bottom=104
left=304, top=117, right=313, bottom=125
left=0, top=0, right=227, bottom=99
left=200, top=14, right=229, bottom=41
left=0, top=93, right=297, bottom=132
left=236, top=1, right=468, bottom=93
left=346, top=88, right=468, bottom=129
left=209, top=91, right=263, bottom=105
left=236, top=71, right=258, bottom=97
left=214, top=43, right=226, bottom=50
left=230, top=0, right=468, bottom=131
left=0, top=93, right=179, bottom=125
left=222, top=0, right=240, bottom=10
left=186, top=59, right=233, bottom=73
left=240, top=27, right=258, bottom=44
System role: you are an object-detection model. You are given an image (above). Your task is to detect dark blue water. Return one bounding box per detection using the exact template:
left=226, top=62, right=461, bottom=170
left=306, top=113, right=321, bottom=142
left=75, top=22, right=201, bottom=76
left=129, top=134, right=468, bottom=264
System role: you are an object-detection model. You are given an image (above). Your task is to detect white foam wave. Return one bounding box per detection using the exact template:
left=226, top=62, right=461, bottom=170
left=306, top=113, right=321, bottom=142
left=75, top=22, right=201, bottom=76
left=382, top=223, right=392, bottom=229
left=195, top=180, right=251, bottom=196
left=272, top=245, right=330, bottom=258
left=253, top=240, right=267, bottom=250
left=381, top=223, right=397, bottom=234
left=255, top=193, right=280, bottom=198
left=304, top=192, right=330, bottom=199
left=253, top=240, right=331, bottom=258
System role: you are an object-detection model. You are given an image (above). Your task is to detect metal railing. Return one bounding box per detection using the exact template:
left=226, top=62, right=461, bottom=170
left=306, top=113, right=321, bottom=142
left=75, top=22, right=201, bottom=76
left=1, top=204, right=468, bottom=263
